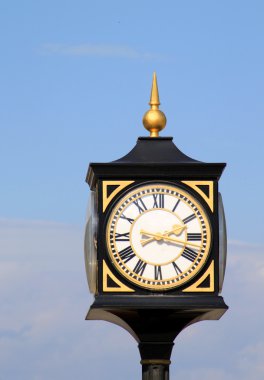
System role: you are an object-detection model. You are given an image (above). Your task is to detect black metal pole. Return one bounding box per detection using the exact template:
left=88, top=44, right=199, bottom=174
left=141, top=360, right=170, bottom=380
left=86, top=298, right=228, bottom=380
left=138, top=342, right=173, bottom=380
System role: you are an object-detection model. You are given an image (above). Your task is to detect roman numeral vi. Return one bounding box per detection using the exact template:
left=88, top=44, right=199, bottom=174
left=154, top=266, right=162, bottom=280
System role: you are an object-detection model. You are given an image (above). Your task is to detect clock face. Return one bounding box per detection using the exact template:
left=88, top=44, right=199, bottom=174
left=106, top=183, right=212, bottom=290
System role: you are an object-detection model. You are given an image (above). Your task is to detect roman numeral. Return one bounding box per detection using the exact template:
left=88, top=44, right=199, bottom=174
left=183, top=214, right=196, bottom=224
left=120, top=214, right=134, bottom=224
left=172, top=199, right=180, bottom=212
left=154, top=265, right=162, bottom=280
left=119, top=246, right=136, bottom=263
left=115, top=232, right=130, bottom=241
left=187, top=233, right=201, bottom=241
left=182, top=247, right=197, bottom=262
left=134, top=259, right=147, bottom=276
left=133, top=198, right=147, bottom=213
left=172, top=262, right=182, bottom=275
left=152, top=194, right=164, bottom=208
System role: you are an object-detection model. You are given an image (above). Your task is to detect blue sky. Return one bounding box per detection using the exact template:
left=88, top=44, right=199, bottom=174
left=1, top=1, right=264, bottom=379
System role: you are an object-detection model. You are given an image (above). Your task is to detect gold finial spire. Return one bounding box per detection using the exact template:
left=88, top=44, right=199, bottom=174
left=149, top=72, right=160, bottom=107
left=143, top=72, right=167, bottom=137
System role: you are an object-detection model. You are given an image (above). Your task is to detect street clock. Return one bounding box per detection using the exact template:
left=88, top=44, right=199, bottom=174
left=84, top=73, right=228, bottom=379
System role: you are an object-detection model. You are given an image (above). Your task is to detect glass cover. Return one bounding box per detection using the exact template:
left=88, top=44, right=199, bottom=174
left=84, top=190, right=98, bottom=294
left=218, top=192, right=227, bottom=293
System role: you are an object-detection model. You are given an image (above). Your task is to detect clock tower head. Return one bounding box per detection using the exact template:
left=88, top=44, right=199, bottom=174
left=85, top=72, right=227, bottom=298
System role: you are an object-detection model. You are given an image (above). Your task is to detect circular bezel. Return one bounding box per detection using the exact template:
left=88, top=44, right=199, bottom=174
left=106, top=183, right=212, bottom=290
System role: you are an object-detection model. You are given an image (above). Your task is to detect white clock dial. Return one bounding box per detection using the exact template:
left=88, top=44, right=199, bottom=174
left=106, top=184, right=211, bottom=290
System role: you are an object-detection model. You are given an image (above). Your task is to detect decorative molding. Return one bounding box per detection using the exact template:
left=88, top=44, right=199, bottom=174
left=103, top=261, right=134, bottom=292
left=102, top=181, right=134, bottom=212
left=140, top=360, right=171, bottom=365
left=181, top=181, right=214, bottom=212
left=183, top=261, right=215, bottom=292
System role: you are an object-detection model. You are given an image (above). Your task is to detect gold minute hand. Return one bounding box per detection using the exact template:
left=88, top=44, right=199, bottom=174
left=161, top=235, right=201, bottom=248
left=140, top=230, right=201, bottom=248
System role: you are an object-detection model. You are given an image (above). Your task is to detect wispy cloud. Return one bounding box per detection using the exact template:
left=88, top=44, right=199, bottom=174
left=40, top=43, right=165, bottom=61
left=228, top=239, right=264, bottom=249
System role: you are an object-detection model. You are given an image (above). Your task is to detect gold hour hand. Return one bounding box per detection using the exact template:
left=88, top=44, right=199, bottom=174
left=163, top=224, right=186, bottom=237
left=140, top=225, right=186, bottom=247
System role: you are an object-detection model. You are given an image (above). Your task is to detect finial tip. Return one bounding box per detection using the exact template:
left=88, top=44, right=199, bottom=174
left=149, top=72, right=160, bottom=107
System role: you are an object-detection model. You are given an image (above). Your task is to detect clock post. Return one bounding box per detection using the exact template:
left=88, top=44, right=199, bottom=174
left=84, top=73, right=228, bottom=379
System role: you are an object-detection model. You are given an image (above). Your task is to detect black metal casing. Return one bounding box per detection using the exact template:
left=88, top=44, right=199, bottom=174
left=87, top=137, right=226, bottom=297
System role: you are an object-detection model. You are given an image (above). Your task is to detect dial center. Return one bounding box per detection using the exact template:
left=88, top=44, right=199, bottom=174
left=130, top=209, right=186, bottom=265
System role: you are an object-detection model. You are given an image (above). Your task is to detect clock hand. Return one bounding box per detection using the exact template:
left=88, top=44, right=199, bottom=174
left=161, top=235, right=200, bottom=248
left=140, top=225, right=186, bottom=246
left=140, top=230, right=164, bottom=246
left=163, top=224, right=186, bottom=236
left=140, top=230, right=200, bottom=248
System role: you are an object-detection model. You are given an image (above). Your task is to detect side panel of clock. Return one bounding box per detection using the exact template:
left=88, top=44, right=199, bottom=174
left=96, top=180, right=137, bottom=294
left=96, top=179, right=220, bottom=296
left=181, top=180, right=220, bottom=295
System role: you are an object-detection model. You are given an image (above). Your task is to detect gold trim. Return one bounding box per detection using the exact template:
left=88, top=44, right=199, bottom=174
left=103, top=261, right=134, bottom=292
left=182, top=181, right=214, bottom=212
left=102, top=181, right=134, bottom=212
left=140, top=359, right=171, bottom=365
left=183, top=260, right=215, bottom=292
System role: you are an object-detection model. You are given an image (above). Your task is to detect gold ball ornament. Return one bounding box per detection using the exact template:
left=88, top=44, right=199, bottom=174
left=143, top=108, right=167, bottom=137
